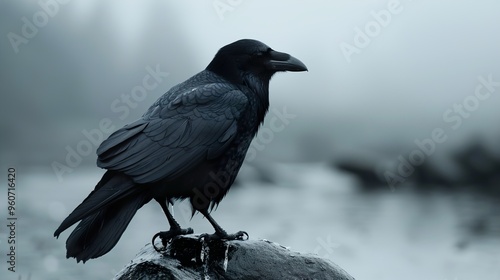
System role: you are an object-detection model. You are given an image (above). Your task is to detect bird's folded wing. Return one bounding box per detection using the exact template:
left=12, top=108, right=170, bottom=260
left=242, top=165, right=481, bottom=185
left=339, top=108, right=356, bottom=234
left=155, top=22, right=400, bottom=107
left=96, top=85, right=247, bottom=184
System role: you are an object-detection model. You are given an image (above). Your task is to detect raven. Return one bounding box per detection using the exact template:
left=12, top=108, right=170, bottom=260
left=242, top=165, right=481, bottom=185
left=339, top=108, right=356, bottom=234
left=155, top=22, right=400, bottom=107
left=54, top=39, right=307, bottom=263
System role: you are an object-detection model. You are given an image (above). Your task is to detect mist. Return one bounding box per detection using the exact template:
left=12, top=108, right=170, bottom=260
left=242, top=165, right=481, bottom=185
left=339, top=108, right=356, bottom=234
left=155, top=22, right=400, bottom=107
left=1, top=1, right=500, bottom=279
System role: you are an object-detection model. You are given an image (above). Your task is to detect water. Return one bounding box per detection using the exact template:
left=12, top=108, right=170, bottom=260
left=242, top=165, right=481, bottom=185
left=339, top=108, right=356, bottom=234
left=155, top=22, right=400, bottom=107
left=2, top=163, right=499, bottom=280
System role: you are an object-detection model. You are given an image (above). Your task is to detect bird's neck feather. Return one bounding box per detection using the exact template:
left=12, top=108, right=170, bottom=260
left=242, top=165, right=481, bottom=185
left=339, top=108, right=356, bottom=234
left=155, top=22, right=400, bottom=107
left=242, top=74, right=270, bottom=125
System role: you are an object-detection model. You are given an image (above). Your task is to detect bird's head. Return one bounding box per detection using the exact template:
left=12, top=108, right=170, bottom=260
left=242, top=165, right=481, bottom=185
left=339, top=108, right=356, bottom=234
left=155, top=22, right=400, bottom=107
left=206, top=39, right=307, bottom=87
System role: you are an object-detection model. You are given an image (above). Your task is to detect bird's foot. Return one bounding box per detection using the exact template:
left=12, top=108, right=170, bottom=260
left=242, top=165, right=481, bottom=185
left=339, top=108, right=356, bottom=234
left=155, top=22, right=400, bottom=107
left=198, top=230, right=249, bottom=242
left=152, top=227, right=194, bottom=252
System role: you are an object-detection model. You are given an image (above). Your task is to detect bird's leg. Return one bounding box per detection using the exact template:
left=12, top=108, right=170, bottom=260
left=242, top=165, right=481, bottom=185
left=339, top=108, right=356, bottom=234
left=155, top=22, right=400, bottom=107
left=152, top=198, right=193, bottom=252
left=198, top=209, right=248, bottom=241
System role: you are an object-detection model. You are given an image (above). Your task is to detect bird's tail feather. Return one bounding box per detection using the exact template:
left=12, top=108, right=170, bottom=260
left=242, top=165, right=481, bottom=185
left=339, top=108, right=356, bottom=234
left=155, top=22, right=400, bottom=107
left=65, top=192, right=149, bottom=262
left=54, top=171, right=151, bottom=262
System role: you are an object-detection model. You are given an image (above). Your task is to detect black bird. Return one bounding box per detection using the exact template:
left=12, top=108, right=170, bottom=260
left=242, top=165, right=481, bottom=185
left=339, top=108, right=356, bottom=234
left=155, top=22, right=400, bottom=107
left=54, top=39, right=307, bottom=263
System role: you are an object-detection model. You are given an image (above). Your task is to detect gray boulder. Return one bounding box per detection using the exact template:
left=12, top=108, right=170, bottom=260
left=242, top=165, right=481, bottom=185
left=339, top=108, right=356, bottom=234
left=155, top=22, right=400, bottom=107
left=114, top=235, right=355, bottom=280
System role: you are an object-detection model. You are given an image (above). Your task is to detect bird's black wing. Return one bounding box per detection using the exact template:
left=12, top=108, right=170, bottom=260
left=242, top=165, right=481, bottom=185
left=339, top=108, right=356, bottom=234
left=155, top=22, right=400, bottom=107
left=96, top=83, right=248, bottom=184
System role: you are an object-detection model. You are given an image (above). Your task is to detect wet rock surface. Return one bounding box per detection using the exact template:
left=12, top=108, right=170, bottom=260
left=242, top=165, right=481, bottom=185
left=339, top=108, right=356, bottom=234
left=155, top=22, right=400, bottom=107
left=114, top=235, right=355, bottom=280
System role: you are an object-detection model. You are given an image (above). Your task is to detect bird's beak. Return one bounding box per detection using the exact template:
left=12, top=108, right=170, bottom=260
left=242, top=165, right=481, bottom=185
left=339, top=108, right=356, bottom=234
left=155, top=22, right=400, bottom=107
left=267, top=50, right=308, bottom=72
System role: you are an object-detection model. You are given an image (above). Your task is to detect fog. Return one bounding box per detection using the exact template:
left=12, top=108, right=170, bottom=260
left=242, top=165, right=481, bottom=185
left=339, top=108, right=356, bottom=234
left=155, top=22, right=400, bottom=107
left=1, top=1, right=500, bottom=279
left=2, top=0, right=500, bottom=168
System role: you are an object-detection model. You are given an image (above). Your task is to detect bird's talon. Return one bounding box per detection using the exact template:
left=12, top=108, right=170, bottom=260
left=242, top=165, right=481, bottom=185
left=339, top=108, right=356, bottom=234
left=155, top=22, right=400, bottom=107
left=152, top=227, right=194, bottom=252
left=198, top=230, right=249, bottom=242
left=237, top=231, right=249, bottom=240
left=198, top=233, right=208, bottom=242
left=152, top=232, right=167, bottom=252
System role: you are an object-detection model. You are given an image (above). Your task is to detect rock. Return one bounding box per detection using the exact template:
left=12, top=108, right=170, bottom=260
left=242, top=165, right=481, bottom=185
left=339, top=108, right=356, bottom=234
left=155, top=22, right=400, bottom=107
left=114, top=235, right=355, bottom=280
